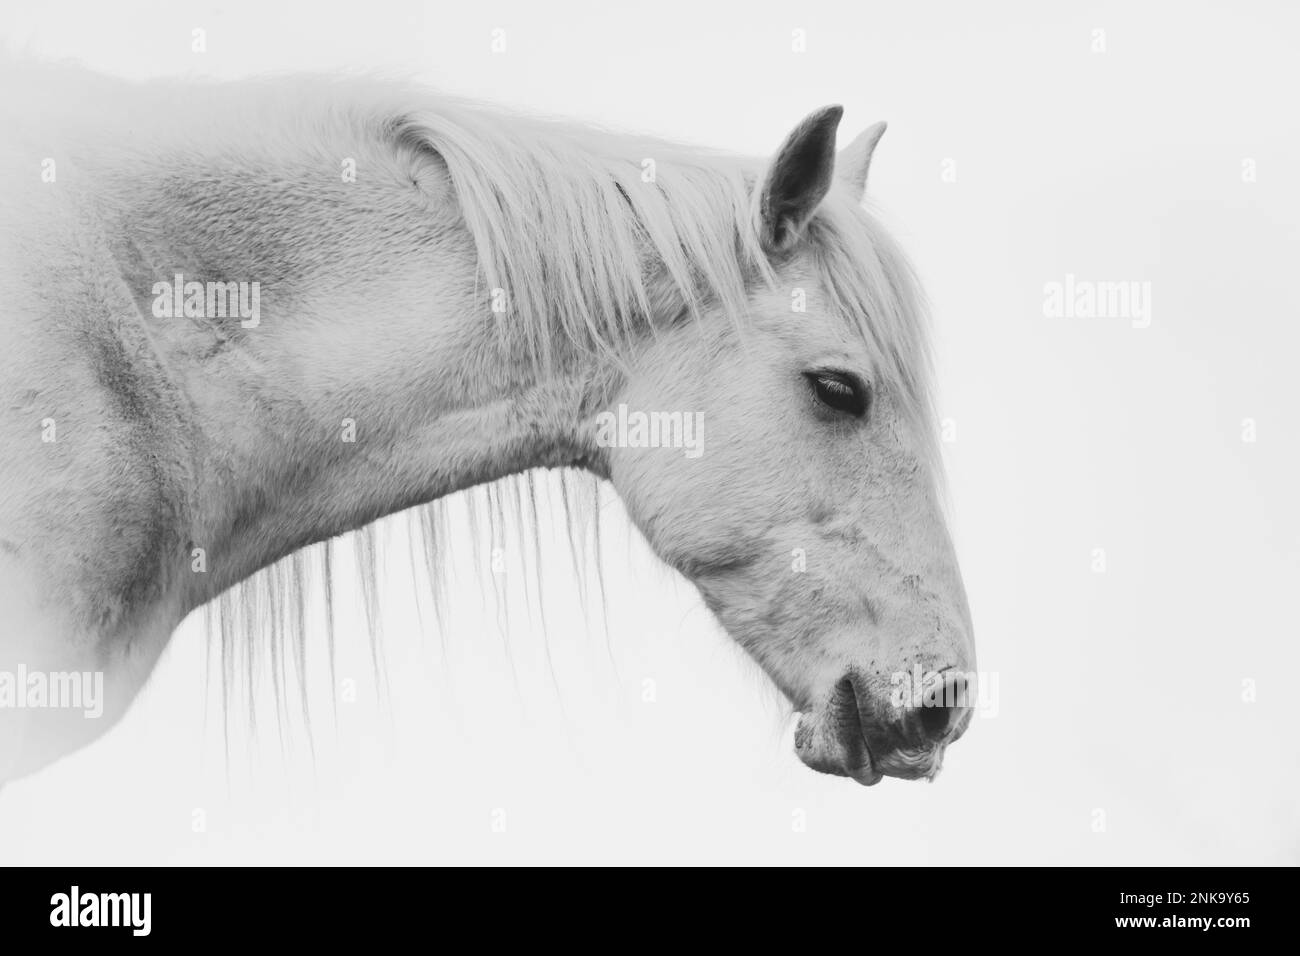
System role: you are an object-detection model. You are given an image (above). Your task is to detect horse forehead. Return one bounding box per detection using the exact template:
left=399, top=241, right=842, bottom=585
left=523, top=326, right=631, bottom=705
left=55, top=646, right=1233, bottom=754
left=745, top=289, right=867, bottom=351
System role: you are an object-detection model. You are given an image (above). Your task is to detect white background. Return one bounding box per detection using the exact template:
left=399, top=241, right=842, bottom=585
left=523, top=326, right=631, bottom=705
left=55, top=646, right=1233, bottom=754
left=1, top=0, right=1297, bottom=864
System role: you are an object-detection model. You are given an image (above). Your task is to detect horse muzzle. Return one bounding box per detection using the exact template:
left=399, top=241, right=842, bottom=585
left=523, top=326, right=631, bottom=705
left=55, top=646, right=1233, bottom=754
left=793, top=669, right=973, bottom=786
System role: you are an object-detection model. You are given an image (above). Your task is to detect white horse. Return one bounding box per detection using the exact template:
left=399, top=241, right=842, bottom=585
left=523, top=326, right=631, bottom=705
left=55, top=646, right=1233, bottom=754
left=0, top=60, right=974, bottom=787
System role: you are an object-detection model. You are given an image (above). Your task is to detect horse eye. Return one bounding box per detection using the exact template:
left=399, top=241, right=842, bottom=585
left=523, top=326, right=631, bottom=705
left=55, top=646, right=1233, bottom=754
left=808, top=371, right=869, bottom=418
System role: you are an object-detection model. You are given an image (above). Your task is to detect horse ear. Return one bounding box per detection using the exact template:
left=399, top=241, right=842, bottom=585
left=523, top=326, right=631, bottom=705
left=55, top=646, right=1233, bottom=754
left=837, top=121, right=887, bottom=199
left=758, top=105, right=844, bottom=251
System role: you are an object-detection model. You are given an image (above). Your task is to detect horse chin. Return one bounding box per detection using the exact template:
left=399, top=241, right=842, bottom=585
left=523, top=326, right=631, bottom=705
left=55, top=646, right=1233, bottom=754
left=792, top=709, right=883, bottom=787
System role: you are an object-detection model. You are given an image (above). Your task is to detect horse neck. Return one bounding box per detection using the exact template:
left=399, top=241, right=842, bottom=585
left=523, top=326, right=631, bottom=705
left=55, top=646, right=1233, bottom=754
left=114, top=151, right=622, bottom=613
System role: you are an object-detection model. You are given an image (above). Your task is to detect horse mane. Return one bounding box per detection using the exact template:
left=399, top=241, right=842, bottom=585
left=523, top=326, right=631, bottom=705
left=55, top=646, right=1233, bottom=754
left=384, top=89, right=935, bottom=421
left=189, top=75, right=939, bottom=743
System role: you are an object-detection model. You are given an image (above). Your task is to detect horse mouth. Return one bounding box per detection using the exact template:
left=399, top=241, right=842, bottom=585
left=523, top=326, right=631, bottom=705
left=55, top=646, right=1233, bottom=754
left=793, top=708, right=884, bottom=786
left=792, top=674, right=966, bottom=786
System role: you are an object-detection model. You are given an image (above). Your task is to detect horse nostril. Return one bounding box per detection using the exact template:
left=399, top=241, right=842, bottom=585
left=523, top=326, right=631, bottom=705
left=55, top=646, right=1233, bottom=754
left=914, top=671, right=972, bottom=743
left=918, top=700, right=952, bottom=738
